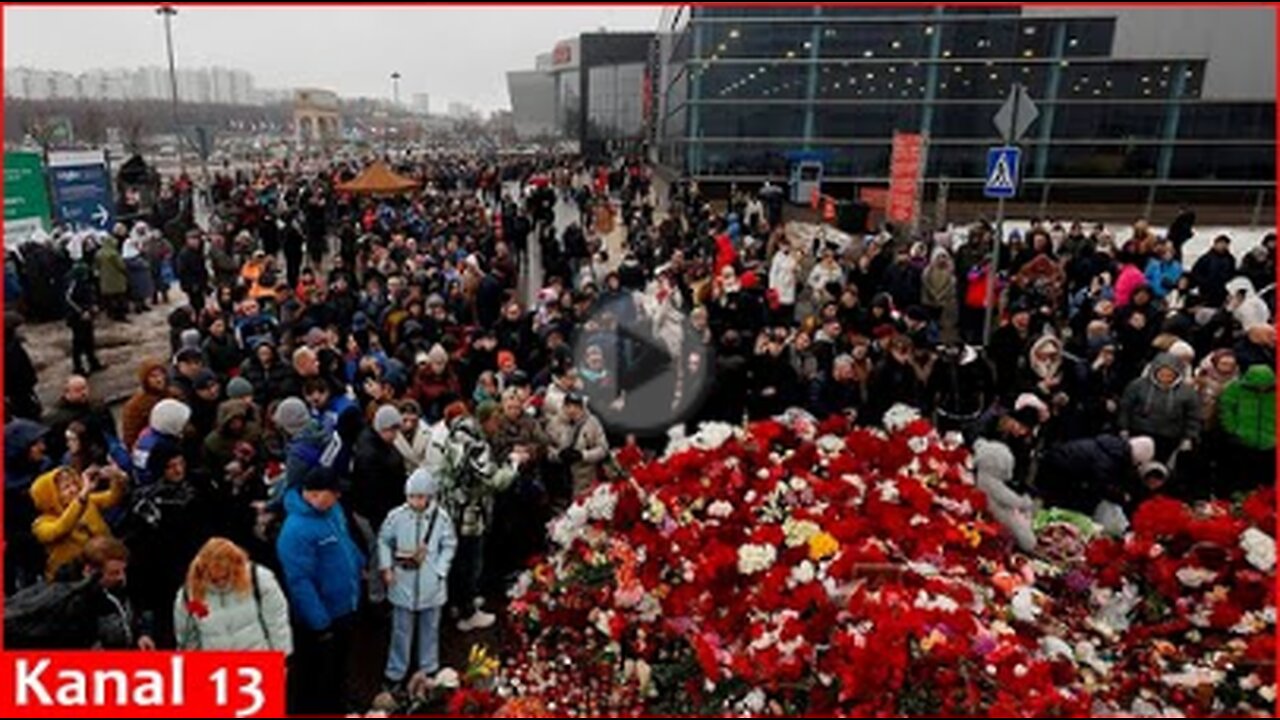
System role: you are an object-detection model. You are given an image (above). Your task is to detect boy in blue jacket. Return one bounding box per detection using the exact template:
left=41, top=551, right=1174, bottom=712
left=276, top=466, right=364, bottom=715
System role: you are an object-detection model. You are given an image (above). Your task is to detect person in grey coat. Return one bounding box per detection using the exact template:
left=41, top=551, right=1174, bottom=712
left=378, top=469, right=458, bottom=686
left=1118, top=352, right=1203, bottom=462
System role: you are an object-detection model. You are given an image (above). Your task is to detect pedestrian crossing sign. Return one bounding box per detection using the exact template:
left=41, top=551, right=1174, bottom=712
left=984, top=146, right=1021, bottom=199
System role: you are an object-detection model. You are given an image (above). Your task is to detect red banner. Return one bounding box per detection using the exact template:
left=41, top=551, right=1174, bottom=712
left=888, top=133, right=924, bottom=225
left=0, top=652, right=285, bottom=718
left=859, top=186, right=889, bottom=209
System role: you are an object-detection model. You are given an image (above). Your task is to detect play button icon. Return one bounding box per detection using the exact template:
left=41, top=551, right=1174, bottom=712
left=571, top=291, right=711, bottom=436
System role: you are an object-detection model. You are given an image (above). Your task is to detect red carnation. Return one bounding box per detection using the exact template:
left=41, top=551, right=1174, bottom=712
left=1132, top=496, right=1194, bottom=541
left=1242, top=487, right=1276, bottom=530
left=185, top=599, right=210, bottom=620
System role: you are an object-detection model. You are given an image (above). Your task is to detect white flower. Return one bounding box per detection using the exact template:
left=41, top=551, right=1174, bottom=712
left=914, top=590, right=960, bottom=614
left=882, top=403, right=922, bottom=432
left=817, top=435, right=846, bottom=454
left=1039, top=636, right=1074, bottom=662
left=876, top=481, right=901, bottom=504
left=790, top=560, right=816, bottom=586
left=1260, top=685, right=1276, bottom=703
left=1240, top=674, right=1262, bottom=692
left=434, top=668, right=461, bottom=689
left=907, top=436, right=931, bottom=455
left=909, top=514, right=929, bottom=527
left=1241, top=528, right=1276, bottom=573
left=783, top=518, right=821, bottom=548
left=737, top=544, right=778, bottom=575
left=1162, top=668, right=1225, bottom=688
left=1013, top=664, right=1028, bottom=679
left=585, top=485, right=618, bottom=522
left=644, top=497, right=667, bottom=524
left=789, top=476, right=810, bottom=493
left=550, top=505, right=589, bottom=547
left=694, top=422, right=737, bottom=450
left=1175, top=566, right=1218, bottom=589
left=739, top=688, right=767, bottom=714
left=1011, top=587, right=1041, bottom=623
left=707, top=500, right=734, bottom=519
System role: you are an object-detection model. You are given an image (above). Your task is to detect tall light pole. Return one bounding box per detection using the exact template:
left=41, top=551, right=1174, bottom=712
left=156, top=4, right=184, bottom=174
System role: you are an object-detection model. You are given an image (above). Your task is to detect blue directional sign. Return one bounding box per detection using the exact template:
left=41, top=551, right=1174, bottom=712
left=49, top=152, right=115, bottom=230
left=984, top=146, right=1021, bottom=199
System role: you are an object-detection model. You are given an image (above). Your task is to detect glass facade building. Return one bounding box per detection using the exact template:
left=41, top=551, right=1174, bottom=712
left=655, top=6, right=1276, bottom=220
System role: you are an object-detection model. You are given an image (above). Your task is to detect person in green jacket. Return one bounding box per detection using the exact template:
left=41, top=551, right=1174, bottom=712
left=96, top=235, right=129, bottom=322
left=1218, top=364, right=1275, bottom=495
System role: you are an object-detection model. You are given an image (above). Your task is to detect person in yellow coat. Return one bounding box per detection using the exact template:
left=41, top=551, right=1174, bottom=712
left=30, top=464, right=127, bottom=581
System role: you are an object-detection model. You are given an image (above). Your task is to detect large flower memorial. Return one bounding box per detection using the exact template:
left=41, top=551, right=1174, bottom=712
left=413, top=407, right=1275, bottom=717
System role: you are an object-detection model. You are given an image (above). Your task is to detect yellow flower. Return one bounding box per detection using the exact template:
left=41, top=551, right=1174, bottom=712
left=919, top=628, right=948, bottom=653
left=467, top=644, right=500, bottom=680
left=961, top=524, right=983, bottom=549
left=808, top=531, right=840, bottom=562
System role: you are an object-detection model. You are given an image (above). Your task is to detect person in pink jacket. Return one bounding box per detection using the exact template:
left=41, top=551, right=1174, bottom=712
left=1113, top=263, right=1147, bottom=308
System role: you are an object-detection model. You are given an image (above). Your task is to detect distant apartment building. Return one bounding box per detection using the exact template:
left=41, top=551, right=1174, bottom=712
left=5, top=65, right=261, bottom=105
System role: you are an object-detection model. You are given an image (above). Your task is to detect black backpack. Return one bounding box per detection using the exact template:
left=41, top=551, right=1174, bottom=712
left=4, top=576, right=96, bottom=649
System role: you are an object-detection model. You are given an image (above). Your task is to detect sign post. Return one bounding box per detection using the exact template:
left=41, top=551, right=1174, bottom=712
left=981, top=84, right=1038, bottom=345
left=48, top=150, right=115, bottom=232
left=3, top=151, right=53, bottom=248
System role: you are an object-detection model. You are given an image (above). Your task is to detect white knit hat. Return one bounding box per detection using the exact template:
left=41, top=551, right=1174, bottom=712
left=374, top=404, right=403, bottom=433
left=150, top=399, right=192, bottom=437
left=1130, top=436, right=1156, bottom=467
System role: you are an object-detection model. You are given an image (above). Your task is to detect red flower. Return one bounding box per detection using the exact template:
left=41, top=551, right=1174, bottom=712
left=186, top=599, right=209, bottom=620
left=1132, top=496, right=1194, bottom=541
left=691, top=633, right=720, bottom=680
left=1188, top=515, right=1245, bottom=548
left=1209, top=600, right=1244, bottom=630
left=1243, top=487, right=1276, bottom=530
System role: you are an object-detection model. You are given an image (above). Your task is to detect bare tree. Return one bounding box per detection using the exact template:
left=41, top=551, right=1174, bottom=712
left=79, top=106, right=107, bottom=146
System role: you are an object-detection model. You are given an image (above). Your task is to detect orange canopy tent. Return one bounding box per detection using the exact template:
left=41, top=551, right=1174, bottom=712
left=335, top=162, right=421, bottom=195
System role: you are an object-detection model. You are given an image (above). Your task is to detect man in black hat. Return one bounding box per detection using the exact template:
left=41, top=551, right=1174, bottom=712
left=170, top=347, right=206, bottom=404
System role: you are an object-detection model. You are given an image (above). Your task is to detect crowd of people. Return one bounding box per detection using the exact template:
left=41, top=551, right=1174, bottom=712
left=3, top=148, right=1276, bottom=714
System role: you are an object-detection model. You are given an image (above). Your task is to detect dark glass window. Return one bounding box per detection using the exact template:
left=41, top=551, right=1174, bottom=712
left=936, top=61, right=1051, bottom=99
left=1061, top=61, right=1193, bottom=100
left=818, top=22, right=929, bottom=59
left=824, top=145, right=893, bottom=176
left=1171, top=145, right=1276, bottom=181
left=697, top=143, right=792, bottom=175
left=700, top=23, right=815, bottom=60
left=1046, top=144, right=1158, bottom=178
left=1051, top=102, right=1167, bottom=140
left=813, top=104, right=922, bottom=138
left=927, top=144, right=990, bottom=179
left=822, top=8, right=935, bottom=18
left=1178, top=103, right=1277, bottom=142
left=931, top=104, right=1004, bottom=139
left=701, top=62, right=807, bottom=100
left=816, top=62, right=928, bottom=100
left=939, top=19, right=1020, bottom=59
left=1062, top=19, right=1115, bottom=57
left=700, top=105, right=806, bottom=138
left=695, top=7, right=816, bottom=20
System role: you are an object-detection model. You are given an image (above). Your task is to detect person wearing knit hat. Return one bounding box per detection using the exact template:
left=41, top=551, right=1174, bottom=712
left=1128, top=435, right=1156, bottom=467
left=273, top=397, right=312, bottom=439
left=425, top=344, right=449, bottom=369
left=180, top=329, right=203, bottom=351
left=374, top=405, right=404, bottom=434
left=130, top=399, right=191, bottom=487
left=354, top=401, right=410, bottom=528
left=227, top=377, right=255, bottom=401
left=377, top=466, right=457, bottom=686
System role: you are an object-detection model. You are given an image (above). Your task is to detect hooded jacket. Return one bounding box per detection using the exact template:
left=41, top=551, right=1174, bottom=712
left=96, top=236, right=128, bottom=297
left=1118, top=353, right=1203, bottom=443
left=276, top=489, right=365, bottom=632
left=30, top=468, right=125, bottom=580
left=1219, top=365, right=1276, bottom=451
left=1037, top=435, right=1135, bottom=513
left=377, top=499, right=458, bottom=612
left=203, top=400, right=263, bottom=476
left=238, top=341, right=298, bottom=408
left=122, top=359, right=170, bottom=450
left=1195, top=350, right=1240, bottom=432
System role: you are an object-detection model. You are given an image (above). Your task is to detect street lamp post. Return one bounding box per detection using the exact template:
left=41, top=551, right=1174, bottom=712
left=156, top=4, right=184, bottom=175
left=386, top=72, right=401, bottom=156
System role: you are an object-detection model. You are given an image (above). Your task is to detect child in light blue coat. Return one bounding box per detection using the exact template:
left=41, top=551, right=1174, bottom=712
left=378, top=468, right=458, bottom=687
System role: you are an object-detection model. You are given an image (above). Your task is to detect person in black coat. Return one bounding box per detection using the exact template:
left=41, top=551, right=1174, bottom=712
left=988, top=305, right=1035, bottom=398
left=350, top=406, right=408, bottom=530
left=476, top=268, right=507, bottom=330
left=174, top=233, right=209, bottom=313
left=1190, top=235, right=1238, bottom=308
left=1166, top=207, right=1196, bottom=265
left=65, top=261, right=104, bottom=376
left=928, top=343, right=995, bottom=433
left=868, top=335, right=925, bottom=422
left=239, top=339, right=298, bottom=409
left=1036, top=434, right=1152, bottom=516
left=748, top=331, right=800, bottom=420
left=5, top=314, right=42, bottom=421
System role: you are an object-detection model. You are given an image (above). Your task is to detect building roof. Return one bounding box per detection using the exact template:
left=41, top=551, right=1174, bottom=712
left=334, top=162, right=420, bottom=195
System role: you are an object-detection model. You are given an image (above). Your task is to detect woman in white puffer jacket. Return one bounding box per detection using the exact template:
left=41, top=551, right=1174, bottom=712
left=174, top=537, right=293, bottom=654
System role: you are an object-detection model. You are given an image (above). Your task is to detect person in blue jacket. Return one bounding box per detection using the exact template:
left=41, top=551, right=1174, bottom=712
left=1144, top=240, right=1183, bottom=301
left=276, top=466, right=364, bottom=715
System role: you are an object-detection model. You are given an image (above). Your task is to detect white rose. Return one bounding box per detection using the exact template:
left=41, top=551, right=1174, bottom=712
left=790, top=560, right=816, bottom=586
left=737, top=544, right=778, bottom=575
left=1175, top=566, right=1218, bottom=589
left=1241, top=528, right=1276, bottom=573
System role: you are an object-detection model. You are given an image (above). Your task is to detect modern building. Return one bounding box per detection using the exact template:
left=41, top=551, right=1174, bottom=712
left=654, top=6, right=1276, bottom=222
left=412, top=93, right=432, bottom=116
left=507, top=31, right=655, bottom=156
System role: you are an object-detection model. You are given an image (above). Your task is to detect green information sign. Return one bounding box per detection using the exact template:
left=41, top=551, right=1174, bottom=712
left=4, top=151, right=52, bottom=247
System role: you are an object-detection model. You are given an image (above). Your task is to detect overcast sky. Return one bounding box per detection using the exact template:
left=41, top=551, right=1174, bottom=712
left=5, top=6, right=663, bottom=111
